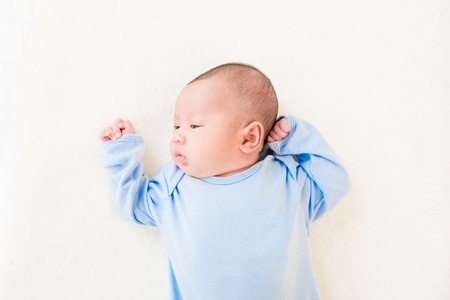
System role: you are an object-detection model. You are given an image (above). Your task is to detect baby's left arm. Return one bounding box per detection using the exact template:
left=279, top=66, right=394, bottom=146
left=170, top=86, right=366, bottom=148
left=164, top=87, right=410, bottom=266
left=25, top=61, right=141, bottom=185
left=267, top=115, right=352, bottom=222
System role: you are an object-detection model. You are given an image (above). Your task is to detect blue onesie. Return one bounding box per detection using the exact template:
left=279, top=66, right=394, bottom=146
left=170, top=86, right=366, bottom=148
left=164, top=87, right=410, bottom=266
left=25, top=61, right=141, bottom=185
left=101, top=114, right=351, bottom=300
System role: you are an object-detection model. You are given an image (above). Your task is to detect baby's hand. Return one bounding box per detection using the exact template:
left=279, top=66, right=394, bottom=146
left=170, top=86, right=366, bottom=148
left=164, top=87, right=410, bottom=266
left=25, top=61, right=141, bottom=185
left=98, top=118, right=135, bottom=143
left=267, top=117, right=291, bottom=143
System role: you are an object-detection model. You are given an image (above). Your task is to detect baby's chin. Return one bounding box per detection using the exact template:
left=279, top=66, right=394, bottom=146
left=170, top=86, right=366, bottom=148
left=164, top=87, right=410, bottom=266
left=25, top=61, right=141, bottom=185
left=173, top=160, right=224, bottom=179
left=172, top=159, right=202, bottom=179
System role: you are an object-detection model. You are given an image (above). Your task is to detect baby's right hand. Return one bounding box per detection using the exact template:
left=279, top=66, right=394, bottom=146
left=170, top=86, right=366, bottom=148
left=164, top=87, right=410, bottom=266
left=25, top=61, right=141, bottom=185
left=98, top=118, right=136, bottom=143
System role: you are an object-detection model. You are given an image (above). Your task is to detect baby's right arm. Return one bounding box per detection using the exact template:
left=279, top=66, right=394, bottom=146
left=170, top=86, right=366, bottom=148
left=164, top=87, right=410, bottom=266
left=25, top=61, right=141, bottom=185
left=98, top=118, right=135, bottom=143
left=100, top=119, right=168, bottom=227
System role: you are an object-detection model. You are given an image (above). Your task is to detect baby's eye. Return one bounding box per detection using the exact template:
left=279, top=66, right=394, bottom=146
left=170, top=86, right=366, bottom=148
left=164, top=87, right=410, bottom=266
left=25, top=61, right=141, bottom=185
left=173, top=125, right=180, bottom=130
left=190, top=125, right=200, bottom=129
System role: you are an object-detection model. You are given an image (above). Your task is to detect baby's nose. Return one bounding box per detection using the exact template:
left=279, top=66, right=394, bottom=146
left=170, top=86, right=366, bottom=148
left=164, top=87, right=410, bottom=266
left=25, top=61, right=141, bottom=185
left=173, top=132, right=186, bottom=144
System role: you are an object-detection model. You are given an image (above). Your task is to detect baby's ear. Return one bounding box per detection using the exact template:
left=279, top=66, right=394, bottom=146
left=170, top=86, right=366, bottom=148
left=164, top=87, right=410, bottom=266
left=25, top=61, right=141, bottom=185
left=240, top=121, right=264, bottom=154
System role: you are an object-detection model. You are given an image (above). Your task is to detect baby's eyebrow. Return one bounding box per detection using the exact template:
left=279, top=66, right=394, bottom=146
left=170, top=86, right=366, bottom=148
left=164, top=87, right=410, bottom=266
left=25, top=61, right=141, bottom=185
left=173, top=112, right=199, bottom=120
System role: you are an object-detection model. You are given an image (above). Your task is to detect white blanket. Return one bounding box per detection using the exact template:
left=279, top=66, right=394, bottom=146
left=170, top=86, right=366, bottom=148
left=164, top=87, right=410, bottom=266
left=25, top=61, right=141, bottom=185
left=1, top=1, right=449, bottom=299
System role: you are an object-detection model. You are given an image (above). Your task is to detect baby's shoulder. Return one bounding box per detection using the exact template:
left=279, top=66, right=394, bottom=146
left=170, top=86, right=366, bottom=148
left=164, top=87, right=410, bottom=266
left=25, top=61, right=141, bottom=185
left=158, top=160, right=184, bottom=195
left=259, top=151, right=302, bottom=182
left=159, top=160, right=181, bottom=177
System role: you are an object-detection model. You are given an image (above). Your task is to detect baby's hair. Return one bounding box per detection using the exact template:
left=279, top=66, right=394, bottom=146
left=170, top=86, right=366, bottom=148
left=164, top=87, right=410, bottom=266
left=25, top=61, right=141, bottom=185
left=189, top=62, right=279, bottom=143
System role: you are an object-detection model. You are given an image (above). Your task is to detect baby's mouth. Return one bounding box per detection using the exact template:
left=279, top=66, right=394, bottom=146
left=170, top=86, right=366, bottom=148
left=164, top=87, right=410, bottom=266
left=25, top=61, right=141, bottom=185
left=175, top=152, right=186, bottom=162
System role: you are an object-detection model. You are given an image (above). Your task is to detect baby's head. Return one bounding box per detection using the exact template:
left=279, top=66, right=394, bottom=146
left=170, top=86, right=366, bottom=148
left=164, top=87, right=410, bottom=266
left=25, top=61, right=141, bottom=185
left=171, top=63, right=278, bottom=179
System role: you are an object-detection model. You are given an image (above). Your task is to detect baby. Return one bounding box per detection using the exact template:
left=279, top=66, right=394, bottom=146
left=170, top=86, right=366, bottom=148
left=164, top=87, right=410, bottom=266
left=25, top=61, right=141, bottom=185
left=99, top=63, right=351, bottom=300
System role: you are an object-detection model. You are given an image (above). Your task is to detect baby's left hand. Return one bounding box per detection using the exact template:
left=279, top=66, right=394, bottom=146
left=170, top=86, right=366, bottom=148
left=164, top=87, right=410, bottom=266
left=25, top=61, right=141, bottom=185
left=267, top=117, right=291, bottom=143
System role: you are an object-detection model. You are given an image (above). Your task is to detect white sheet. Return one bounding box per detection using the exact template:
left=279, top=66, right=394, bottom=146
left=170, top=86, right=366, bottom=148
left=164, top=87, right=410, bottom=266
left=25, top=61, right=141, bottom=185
left=1, top=1, right=449, bottom=299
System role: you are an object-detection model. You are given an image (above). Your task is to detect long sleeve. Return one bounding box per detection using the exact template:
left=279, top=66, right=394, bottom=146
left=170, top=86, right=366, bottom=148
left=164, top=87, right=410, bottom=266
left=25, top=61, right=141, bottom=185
left=268, top=115, right=352, bottom=222
left=101, top=134, right=168, bottom=227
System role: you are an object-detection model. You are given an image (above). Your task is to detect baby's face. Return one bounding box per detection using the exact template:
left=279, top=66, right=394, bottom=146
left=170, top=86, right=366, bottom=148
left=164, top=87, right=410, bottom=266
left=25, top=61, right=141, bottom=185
left=171, top=78, right=243, bottom=178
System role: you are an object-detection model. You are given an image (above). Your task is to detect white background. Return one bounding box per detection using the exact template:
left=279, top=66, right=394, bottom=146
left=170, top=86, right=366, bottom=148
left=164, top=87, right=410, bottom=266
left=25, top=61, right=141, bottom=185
left=1, top=0, right=449, bottom=299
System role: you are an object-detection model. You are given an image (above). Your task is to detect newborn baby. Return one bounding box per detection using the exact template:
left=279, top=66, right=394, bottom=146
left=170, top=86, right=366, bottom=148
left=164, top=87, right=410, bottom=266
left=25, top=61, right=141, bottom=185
left=99, top=63, right=351, bottom=300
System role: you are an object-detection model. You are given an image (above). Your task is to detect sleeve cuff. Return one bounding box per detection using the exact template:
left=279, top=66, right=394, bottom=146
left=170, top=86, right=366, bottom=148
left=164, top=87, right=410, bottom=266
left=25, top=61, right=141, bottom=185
left=102, top=134, right=144, bottom=151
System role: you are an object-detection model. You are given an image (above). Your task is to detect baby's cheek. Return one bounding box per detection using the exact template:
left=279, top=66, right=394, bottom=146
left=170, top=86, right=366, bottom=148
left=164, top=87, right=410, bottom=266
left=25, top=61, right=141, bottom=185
left=196, top=146, right=218, bottom=169
left=198, top=147, right=215, bottom=162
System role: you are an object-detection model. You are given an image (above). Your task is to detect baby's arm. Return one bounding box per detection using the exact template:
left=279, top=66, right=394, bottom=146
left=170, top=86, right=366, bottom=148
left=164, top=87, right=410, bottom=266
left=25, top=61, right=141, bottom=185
left=100, top=119, right=167, bottom=226
left=267, top=115, right=351, bottom=222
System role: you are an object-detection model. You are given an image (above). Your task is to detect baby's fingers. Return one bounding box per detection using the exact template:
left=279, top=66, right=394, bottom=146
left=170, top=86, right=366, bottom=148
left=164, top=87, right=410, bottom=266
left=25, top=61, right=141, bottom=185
left=109, top=123, right=122, bottom=140
left=272, top=125, right=289, bottom=140
left=268, top=130, right=283, bottom=142
left=115, top=118, right=125, bottom=129
left=277, top=118, right=291, bottom=134
left=267, top=118, right=291, bottom=143
left=122, top=120, right=136, bottom=135
left=99, top=126, right=114, bottom=142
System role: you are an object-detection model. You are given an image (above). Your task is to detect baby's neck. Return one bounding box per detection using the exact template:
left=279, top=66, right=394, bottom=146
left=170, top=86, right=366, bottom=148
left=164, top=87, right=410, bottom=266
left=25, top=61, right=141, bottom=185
left=213, top=156, right=260, bottom=178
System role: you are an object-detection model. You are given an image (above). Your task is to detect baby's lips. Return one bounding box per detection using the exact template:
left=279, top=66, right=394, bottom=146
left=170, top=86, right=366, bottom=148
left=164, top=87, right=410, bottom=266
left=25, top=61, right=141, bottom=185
left=176, top=156, right=186, bottom=162
left=174, top=152, right=186, bottom=162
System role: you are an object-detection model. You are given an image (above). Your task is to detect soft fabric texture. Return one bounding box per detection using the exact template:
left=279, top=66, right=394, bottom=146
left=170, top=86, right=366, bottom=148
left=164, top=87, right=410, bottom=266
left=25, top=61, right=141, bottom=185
left=101, top=115, right=351, bottom=299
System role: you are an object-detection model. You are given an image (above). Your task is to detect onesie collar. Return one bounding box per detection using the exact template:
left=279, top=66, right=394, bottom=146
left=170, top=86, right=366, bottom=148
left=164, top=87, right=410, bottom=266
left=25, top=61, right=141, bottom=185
left=200, top=161, right=263, bottom=185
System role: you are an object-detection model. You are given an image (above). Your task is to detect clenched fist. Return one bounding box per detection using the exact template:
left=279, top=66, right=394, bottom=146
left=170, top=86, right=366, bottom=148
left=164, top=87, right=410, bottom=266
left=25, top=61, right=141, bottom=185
left=98, top=118, right=135, bottom=143
left=267, top=117, right=291, bottom=143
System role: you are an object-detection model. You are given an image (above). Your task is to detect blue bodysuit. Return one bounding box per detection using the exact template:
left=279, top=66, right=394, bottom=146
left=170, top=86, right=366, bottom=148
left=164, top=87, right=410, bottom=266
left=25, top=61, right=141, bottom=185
left=101, top=115, right=351, bottom=300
